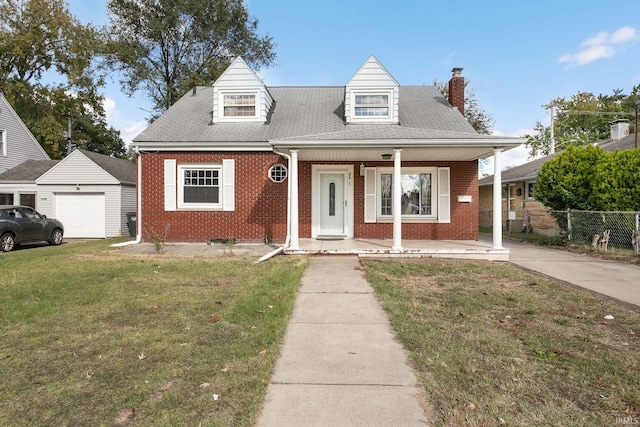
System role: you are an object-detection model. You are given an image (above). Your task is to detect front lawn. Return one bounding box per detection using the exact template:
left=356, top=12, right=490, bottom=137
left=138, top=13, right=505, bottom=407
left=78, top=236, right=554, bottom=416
left=363, top=258, right=640, bottom=426
left=0, top=240, right=306, bottom=426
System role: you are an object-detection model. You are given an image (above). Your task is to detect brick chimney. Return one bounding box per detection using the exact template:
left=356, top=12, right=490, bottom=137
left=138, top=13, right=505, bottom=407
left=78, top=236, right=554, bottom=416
left=448, top=67, right=465, bottom=116
left=610, top=119, right=630, bottom=140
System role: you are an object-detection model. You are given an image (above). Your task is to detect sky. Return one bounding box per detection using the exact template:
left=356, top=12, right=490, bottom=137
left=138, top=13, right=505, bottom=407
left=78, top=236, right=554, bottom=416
left=67, top=0, right=640, bottom=174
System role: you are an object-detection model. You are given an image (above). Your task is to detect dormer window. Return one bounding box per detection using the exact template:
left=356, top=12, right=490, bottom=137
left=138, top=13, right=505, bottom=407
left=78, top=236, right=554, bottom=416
left=224, top=94, right=256, bottom=117
left=354, top=93, right=390, bottom=117
left=345, top=56, right=399, bottom=124
left=211, top=57, right=272, bottom=124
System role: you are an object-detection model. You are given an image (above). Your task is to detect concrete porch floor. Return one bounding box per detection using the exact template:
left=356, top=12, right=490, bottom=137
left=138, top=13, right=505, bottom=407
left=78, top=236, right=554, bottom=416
left=285, top=238, right=510, bottom=261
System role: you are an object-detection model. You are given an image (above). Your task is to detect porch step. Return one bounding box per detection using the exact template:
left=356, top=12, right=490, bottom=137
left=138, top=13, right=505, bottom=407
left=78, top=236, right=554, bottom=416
left=316, top=235, right=346, bottom=241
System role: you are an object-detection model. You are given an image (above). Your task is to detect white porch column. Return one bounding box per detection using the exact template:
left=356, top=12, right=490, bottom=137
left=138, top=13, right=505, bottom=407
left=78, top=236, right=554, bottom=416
left=492, top=148, right=503, bottom=249
left=392, top=149, right=403, bottom=250
left=289, top=150, right=300, bottom=250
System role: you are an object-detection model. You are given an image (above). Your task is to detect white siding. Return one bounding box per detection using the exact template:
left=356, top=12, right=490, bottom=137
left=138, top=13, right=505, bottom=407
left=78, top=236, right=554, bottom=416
left=345, top=56, right=399, bottom=124
left=0, top=94, right=50, bottom=174
left=212, top=57, right=272, bottom=123
left=37, top=150, right=119, bottom=185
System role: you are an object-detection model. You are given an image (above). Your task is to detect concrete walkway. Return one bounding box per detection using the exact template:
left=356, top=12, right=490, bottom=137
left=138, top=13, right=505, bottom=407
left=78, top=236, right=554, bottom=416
left=501, top=239, right=640, bottom=309
left=256, top=256, right=429, bottom=427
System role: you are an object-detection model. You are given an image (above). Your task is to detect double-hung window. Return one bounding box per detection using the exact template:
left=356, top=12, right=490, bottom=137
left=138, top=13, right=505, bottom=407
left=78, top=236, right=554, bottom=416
left=354, top=94, right=390, bottom=117
left=378, top=168, right=435, bottom=218
left=223, top=94, right=256, bottom=118
left=178, top=165, right=221, bottom=208
left=165, top=159, right=234, bottom=211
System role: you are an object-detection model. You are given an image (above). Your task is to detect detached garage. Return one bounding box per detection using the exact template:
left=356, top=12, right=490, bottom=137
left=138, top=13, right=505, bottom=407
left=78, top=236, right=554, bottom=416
left=36, top=150, right=136, bottom=238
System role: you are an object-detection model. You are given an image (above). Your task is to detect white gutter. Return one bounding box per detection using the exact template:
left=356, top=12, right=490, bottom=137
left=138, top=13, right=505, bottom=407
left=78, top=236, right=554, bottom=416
left=255, top=148, right=292, bottom=263
left=111, top=148, right=142, bottom=248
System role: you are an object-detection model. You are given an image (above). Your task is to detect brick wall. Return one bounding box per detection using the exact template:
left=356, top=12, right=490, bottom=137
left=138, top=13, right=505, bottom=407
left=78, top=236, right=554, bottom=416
left=141, top=153, right=479, bottom=242
left=141, top=152, right=288, bottom=243
left=353, top=161, right=478, bottom=240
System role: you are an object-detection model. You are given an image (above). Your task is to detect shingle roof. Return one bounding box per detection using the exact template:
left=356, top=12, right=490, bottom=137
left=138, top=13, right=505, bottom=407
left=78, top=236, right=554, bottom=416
left=0, top=160, right=59, bottom=182
left=597, top=133, right=638, bottom=152
left=78, top=150, right=136, bottom=184
left=134, top=85, right=483, bottom=144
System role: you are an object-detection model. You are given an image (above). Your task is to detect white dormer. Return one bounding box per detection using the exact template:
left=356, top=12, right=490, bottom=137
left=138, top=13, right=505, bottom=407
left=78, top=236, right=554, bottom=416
left=212, top=57, right=273, bottom=123
left=345, top=55, right=399, bottom=124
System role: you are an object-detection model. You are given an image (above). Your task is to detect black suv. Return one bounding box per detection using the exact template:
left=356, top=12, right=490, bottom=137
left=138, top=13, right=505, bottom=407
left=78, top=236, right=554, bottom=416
left=0, top=205, right=64, bottom=252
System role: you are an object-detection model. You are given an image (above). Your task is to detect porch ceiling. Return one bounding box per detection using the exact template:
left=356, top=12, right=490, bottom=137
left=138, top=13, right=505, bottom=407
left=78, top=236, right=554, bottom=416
left=281, top=146, right=511, bottom=162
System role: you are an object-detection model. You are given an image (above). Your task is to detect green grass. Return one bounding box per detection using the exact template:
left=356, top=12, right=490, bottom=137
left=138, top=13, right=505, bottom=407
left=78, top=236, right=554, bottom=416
left=0, top=240, right=306, bottom=426
left=362, top=258, right=640, bottom=427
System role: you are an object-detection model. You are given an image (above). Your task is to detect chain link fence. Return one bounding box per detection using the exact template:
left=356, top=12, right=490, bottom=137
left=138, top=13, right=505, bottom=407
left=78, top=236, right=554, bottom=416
left=480, top=209, right=640, bottom=255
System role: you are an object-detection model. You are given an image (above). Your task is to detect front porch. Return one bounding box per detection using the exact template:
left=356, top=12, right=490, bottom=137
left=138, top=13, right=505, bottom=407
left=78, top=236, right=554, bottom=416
left=284, top=238, right=509, bottom=261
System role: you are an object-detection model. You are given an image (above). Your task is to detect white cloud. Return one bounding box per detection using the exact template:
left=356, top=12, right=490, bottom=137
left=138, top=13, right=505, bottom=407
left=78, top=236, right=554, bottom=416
left=559, top=26, right=640, bottom=66
left=103, top=98, right=148, bottom=147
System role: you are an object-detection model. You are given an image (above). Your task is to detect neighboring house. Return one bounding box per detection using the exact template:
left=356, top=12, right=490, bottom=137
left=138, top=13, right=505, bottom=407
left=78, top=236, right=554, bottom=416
left=479, top=120, right=636, bottom=235
left=34, top=149, right=136, bottom=238
left=0, top=159, right=59, bottom=208
left=0, top=92, right=51, bottom=204
left=132, top=56, right=521, bottom=250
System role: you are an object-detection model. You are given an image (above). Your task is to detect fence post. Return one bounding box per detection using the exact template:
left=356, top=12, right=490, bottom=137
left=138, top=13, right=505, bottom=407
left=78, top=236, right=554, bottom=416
left=633, top=212, right=640, bottom=256
left=567, top=210, right=572, bottom=241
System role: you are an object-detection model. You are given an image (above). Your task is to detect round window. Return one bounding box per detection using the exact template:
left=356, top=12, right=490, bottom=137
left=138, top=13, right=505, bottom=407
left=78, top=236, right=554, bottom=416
left=268, top=164, right=287, bottom=183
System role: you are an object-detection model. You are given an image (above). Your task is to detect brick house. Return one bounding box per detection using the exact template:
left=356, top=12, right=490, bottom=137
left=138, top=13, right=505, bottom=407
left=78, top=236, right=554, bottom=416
left=131, top=56, right=520, bottom=252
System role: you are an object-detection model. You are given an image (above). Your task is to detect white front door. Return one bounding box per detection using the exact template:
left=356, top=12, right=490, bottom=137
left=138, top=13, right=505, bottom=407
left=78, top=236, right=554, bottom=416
left=319, top=173, right=346, bottom=236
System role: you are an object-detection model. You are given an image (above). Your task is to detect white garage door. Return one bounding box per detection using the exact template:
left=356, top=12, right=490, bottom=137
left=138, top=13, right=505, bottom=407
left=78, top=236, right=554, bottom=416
left=55, top=193, right=106, bottom=238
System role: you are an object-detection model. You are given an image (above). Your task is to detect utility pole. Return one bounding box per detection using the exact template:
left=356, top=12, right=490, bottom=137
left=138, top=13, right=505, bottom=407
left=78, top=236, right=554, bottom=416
left=543, top=103, right=556, bottom=154
left=66, top=116, right=73, bottom=155
left=633, top=100, right=640, bottom=148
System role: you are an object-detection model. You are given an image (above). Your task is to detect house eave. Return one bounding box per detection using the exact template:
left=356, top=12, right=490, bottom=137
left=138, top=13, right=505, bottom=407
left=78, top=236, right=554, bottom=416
left=271, top=138, right=523, bottom=149
left=132, top=141, right=273, bottom=152
left=479, top=173, right=538, bottom=187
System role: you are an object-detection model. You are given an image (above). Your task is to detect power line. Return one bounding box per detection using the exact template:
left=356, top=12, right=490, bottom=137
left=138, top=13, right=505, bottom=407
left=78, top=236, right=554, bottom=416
left=559, top=110, right=635, bottom=116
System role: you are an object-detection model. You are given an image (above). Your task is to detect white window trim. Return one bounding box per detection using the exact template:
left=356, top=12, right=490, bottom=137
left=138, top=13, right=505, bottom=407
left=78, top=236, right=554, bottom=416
left=376, top=167, right=438, bottom=221
left=268, top=164, right=288, bottom=183
left=349, top=90, right=394, bottom=123
left=177, top=163, right=223, bottom=209
left=217, top=90, right=259, bottom=122
left=0, top=130, right=6, bottom=156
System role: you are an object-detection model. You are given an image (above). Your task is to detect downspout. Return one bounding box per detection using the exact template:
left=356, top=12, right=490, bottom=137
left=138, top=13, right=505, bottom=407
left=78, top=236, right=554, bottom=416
left=111, top=147, right=142, bottom=248
left=255, top=147, right=292, bottom=263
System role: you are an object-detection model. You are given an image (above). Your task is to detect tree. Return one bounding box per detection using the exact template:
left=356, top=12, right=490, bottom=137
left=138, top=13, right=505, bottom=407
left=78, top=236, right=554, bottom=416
left=525, top=87, right=640, bottom=158
left=0, top=0, right=125, bottom=158
left=102, top=0, right=276, bottom=118
left=434, top=79, right=495, bottom=135
left=535, top=143, right=640, bottom=212
left=535, top=145, right=604, bottom=211
left=592, top=149, right=640, bottom=211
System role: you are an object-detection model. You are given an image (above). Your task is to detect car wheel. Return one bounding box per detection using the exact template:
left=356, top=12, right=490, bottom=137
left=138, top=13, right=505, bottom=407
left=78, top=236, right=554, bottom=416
left=49, top=229, right=63, bottom=246
left=1, top=233, right=16, bottom=252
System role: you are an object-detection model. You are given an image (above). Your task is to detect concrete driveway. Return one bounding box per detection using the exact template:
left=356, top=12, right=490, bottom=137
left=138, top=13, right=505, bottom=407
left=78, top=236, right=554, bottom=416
left=500, top=238, right=640, bottom=310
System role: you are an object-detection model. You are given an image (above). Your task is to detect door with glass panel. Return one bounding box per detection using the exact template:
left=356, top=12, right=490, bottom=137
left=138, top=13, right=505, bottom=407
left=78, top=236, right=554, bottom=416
left=319, top=173, right=346, bottom=236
